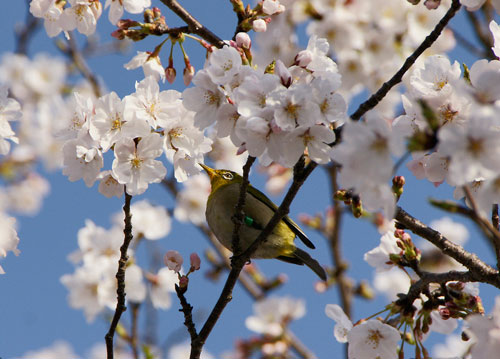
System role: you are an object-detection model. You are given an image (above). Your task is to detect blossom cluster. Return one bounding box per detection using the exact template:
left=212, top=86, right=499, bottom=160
left=29, top=0, right=153, bottom=37
left=395, top=21, right=500, bottom=216
left=183, top=36, right=346, bottom=168
left=61, top=200, right=177, bottom=322
left=61, top=75, right=212, bottom=195
left=256, top=0, right=455, bottom=108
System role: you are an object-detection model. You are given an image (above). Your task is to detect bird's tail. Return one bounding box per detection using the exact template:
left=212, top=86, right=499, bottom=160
left=287, top=247, right=327, bottom=281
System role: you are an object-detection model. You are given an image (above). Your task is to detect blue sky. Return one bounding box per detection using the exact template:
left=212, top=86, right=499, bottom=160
left=1, top=1, right=499, bottom=358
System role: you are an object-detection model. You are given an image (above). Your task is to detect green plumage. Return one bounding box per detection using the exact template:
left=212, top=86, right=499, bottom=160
left=200, top=164, right=327, bottom=281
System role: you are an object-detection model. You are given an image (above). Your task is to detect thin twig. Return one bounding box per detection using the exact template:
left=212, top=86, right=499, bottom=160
left=326, top=165, right=350, bottom=359
left=130, top=303, right=140, bottom=359
left=326, top=165, right=351, bottom=316
left=449, top=26, right=485, bottom=58
left=15, top=0, right=40, bottom=55
left=61, top=34, right=102, bottom=97
left=106, top=193, right=134, bottom=359
left=350, top=0, right=462, bottom=121
left=159, top=0, right=225, bottom=48
left=463, top=186, right=500, bottom=269
left=175, top=284, right=199, bottom=341
left=465, top=9, right=496, bottom=60
left=492, top=204, right=499, bottom=231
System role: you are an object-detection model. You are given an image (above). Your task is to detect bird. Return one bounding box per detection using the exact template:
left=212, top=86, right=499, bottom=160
left=199, top=164, right=327, bottom=281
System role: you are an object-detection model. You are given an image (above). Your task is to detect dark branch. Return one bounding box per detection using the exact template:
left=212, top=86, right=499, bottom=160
left=175, top=284, right=199, bottom=342
left=159, top=0, right=225, bottom=48
left=404, top=271, right=476, bottom=304
left=106, top=193, right=134, bottom=359
left=350, top=0, right=462, bottom=121
left=395, top=206, right=500, bottom=289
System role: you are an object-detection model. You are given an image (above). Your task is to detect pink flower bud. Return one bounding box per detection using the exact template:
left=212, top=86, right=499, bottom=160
left=424, top=0, right=440, bottom=9
left=235, top=32, right=251, bottom=49
left=295, top=50, right=313, bottom=67
left=179, top=275, right=189, bottom=288
left=183, top=64, right=195, bottom=86
left=164, top=250, right=183, bottom=273
left=190, top=253, right=201, bottom=271
left=252, top=19, right=267, bottom=32
left=165, top=66, right=176, bottom=84
left=274, top=59, right=292, bottom=87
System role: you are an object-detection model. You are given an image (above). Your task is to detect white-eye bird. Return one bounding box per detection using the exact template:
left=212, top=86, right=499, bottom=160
left=200, top=164, right=327, bottom=281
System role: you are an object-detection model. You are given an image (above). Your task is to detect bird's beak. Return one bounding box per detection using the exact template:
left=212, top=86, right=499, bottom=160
left=199, top=163, right=216, bottom=180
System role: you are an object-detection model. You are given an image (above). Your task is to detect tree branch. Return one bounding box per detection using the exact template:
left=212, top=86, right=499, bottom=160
left=106, top=193, right=134, bottom=359
left=350, top=0, right=461, bottom=121
left=395, top=206, right=500, bottom=289
left=159, top=0, right=226, bottom=48
left=404, top=270, right=477, bottom=304
left=175, top=284, right=199, bottom=342
left=58, top=34, right=102, bottom=98
left=326, top=165, right=352, bottom=318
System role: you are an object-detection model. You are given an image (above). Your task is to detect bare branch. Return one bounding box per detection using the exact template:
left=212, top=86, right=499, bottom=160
left=106, top=193, right=134, bottom=359
left=175, top=284, right=199, bottom=342
left=395, top=206, right=500, bottom=289
left=159, top=0, right=226, bottom=48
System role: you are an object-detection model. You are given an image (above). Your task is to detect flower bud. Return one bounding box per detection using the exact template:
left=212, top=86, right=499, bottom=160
left=252, top=19, right=267, bottom=32
left=424, top=0, right=440, bottom=9
left=295, top=50, right=313, bottom=67
left=165, top=66, right=176, bottom=84
left=190, top=253, right=201, bottom=271
left=183, top=64, right=195, bottom=86
left=235, top=32, right=251, bottom=49
left=275, top=60, right=292, bottom=87
left=179, top=275, right=189, bottom=288
left=164, top=250, right=183, bottom=273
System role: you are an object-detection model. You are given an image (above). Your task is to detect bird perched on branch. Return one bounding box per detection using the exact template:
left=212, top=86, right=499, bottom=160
left=200, top=164, right=327, bottom=281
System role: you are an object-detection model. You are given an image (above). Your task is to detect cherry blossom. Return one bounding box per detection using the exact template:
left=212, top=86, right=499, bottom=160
left=90, top=91, right=150, bottom=152
left=123, top=76, right=182, bottom=128
left=62, top=133, right=103, bottom=187
left=149, top=267, right=177, bottom=310
left=437, top=113, right=500, bottom=186
left=29, top=0, right=64, bottom=37
left=111, top=133, right=167, bottom=195
left=130, top=200, right=171, bottom=240
left=164, top=250, right=183, bottom=273
left=325, top=304, right=353, bottom=343
left=206, top=46, right=243, bottom=86
left=347, top=320, right=400, bottom=359
left=0, top=85, right=20, bottom=155
left=59, top=0, right=102, bottom=36
left=245, top=296, right=305, bottom=336
left=124, top=51, right=165, bottom=83
left=173, top=173, right=210, bottom=226
left=104, top=0, right=151, bottom=25
left=0, top=213, right=20, bottom=274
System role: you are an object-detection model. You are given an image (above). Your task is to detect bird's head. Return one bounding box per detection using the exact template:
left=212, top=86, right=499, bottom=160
left=199, top=164, right=243, bottom=194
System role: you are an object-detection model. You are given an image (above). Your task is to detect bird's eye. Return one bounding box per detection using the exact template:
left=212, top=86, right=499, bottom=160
left=222, top=172, right=233, bottom=180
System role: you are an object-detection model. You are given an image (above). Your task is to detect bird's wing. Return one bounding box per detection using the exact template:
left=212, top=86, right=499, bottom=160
left=247, top=185, right=315, bottom=249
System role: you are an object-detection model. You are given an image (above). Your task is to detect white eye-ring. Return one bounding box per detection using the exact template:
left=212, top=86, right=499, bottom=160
left=222, top=172, right=233, bottom=180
